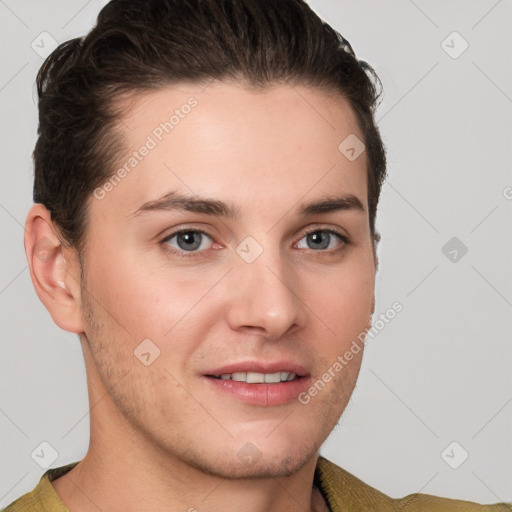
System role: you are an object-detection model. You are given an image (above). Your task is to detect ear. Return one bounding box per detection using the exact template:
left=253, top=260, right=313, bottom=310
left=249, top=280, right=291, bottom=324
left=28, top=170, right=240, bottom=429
left=366, top=296, right=375, bottom=332
left=368, top=232, right=378, bottom=330
left=372, top=230, right=380, bottom=272
left=24, top=203, right=84, bottom=334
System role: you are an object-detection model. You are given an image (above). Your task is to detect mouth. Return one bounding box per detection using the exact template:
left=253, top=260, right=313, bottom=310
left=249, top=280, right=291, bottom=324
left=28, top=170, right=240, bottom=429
left=203, top=363, right=310, bottom=406
left=207, top=371, right=299, bottom=383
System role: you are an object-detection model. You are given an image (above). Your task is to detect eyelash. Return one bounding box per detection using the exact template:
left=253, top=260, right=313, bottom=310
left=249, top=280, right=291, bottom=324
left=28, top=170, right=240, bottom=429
left=160, top=226, right=350, bottom=259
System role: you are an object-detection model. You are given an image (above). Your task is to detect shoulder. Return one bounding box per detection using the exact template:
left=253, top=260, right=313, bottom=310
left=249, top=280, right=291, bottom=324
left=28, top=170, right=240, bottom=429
left=1, top=463, right=79, bottom=512
left=315, top=456, right=512, bottom=512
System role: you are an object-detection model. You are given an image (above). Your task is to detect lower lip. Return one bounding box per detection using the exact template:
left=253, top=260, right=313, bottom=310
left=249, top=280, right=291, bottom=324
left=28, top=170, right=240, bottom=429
left=204, top=376, right=311, bottom=406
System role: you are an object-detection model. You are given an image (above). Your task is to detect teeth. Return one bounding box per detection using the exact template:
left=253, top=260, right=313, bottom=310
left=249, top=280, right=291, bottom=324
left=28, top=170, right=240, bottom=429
left=216, top=371, right=297, bottom=383
left=245, top=372, right=264, bottom=383
left=264, top=372, right=281, bottom=383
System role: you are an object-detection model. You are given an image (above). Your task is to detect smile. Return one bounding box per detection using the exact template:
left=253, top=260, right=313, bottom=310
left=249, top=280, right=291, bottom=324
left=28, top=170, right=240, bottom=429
left=204, top=363, right=311, bottom=406
left=211, top=371, right=297, bottom=383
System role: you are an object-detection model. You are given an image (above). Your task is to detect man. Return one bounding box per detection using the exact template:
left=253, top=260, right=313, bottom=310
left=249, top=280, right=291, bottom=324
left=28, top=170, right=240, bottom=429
left=3, top=0, right=510, bottom=510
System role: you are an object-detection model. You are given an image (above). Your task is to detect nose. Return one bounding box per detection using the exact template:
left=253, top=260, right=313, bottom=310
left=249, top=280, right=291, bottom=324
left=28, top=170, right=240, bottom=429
left=226, top=247, right=307, bottom=341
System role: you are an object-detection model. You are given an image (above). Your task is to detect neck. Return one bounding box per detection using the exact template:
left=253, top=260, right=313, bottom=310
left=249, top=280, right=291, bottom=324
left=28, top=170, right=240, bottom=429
left=53, top=425, right=323, bottom=512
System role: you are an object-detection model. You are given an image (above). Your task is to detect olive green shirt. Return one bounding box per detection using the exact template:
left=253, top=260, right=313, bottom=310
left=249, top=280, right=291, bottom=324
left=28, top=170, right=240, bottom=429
left=2, top=456, right=511, bottom=511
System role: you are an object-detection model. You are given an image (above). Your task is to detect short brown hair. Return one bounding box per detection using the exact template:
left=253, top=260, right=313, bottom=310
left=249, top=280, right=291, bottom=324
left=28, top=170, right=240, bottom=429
left=34, top=0, right=386, bottom=254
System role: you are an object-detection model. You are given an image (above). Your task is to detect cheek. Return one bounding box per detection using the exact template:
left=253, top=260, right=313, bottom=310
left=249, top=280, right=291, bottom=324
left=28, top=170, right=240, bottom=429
left=311, top=261, right=374, bottom=339
left=83, top=251, right=228, bottom=380
left=84, top=246, right=191, bottom=338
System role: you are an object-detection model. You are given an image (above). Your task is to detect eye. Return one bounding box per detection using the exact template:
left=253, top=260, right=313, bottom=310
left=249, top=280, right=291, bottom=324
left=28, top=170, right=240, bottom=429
left=160, top=227, right=349, bottom=259
left=162, top=230, right=213, bottom=254
left=296, top=229, right=347, bottom=251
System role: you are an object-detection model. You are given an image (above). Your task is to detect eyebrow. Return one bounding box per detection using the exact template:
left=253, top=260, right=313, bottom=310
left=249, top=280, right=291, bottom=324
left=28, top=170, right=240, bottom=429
left=130, top=191, right=365, bottom=220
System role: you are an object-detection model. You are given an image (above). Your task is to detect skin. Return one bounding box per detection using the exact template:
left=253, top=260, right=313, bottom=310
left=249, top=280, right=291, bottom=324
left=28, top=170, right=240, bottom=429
left=25, top=81, right=377, bottom=512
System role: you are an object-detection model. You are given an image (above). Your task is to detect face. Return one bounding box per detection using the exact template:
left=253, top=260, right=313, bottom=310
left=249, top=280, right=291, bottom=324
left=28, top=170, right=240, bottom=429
left=78, top=81, right=376, bottom=478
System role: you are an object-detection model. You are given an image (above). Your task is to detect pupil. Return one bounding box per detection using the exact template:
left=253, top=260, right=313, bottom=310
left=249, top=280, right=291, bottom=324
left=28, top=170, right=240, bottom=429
left=309, top=232, right=328, bottom=249
left=178, top=232, right=201, bottom=251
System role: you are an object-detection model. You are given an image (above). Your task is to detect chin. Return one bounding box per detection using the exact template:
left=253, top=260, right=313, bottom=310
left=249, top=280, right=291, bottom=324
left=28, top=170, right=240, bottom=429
left=240, top=454, right=315, bottom=479
left=181, top=437, right=319, bottom=480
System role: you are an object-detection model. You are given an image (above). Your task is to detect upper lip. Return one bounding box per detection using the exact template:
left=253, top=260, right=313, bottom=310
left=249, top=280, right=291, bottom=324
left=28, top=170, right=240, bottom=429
left=205, top=361, right=309, bottom=377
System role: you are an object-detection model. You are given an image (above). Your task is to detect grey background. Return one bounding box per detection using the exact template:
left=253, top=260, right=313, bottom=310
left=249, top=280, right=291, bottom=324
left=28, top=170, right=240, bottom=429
left=1, top=0, right=511, bottom=506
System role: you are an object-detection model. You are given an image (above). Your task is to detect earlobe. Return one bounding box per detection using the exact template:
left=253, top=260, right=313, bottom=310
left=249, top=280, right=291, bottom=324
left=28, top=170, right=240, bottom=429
left=24, top=204, right=84, bottom=334
left=366, top=297, right=375, bottom=332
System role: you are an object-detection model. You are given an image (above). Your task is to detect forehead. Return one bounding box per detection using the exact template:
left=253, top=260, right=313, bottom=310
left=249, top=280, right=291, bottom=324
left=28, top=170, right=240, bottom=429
left=94, top=81, right=368, bottom=221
